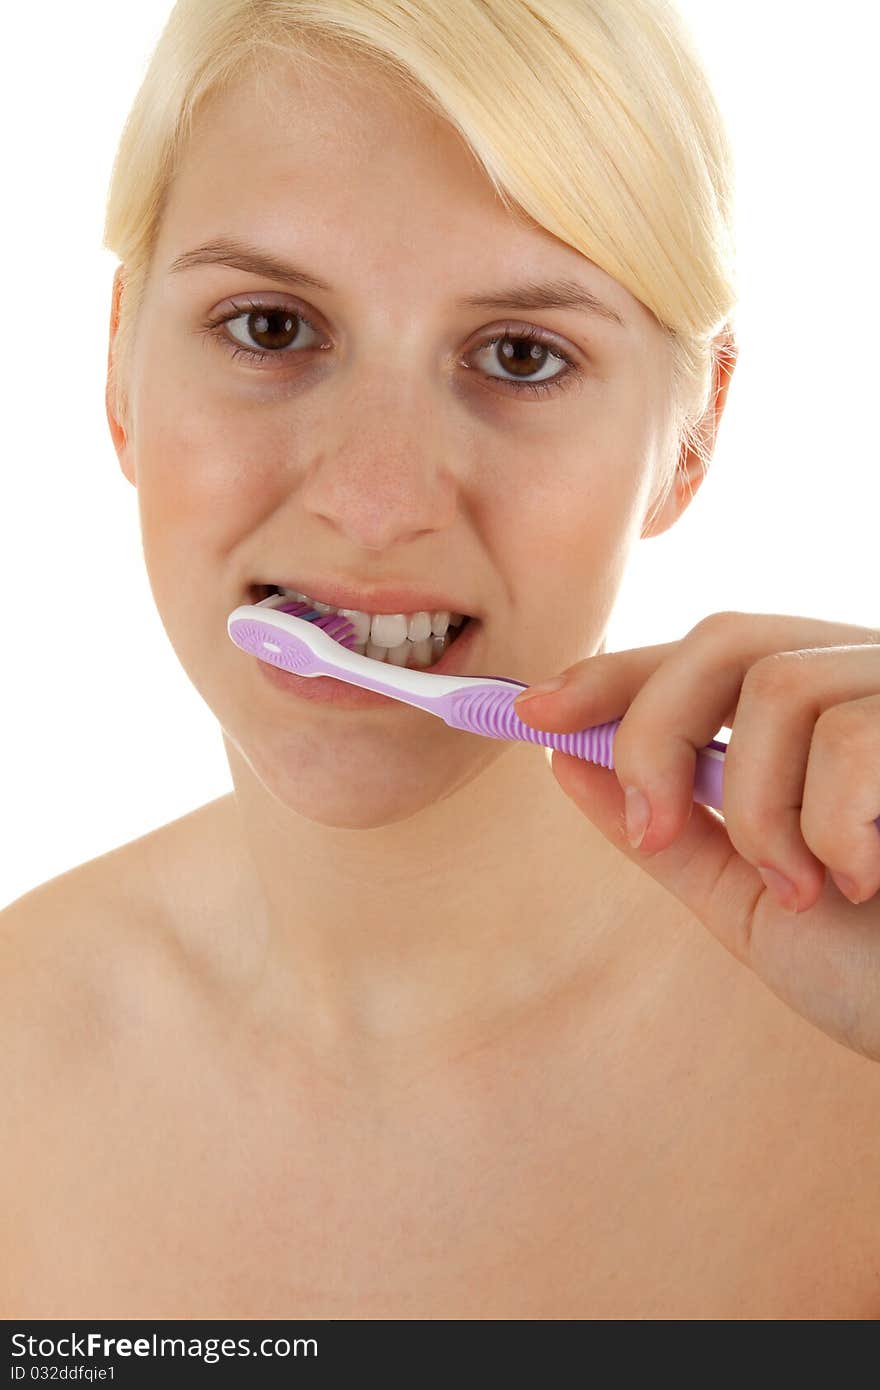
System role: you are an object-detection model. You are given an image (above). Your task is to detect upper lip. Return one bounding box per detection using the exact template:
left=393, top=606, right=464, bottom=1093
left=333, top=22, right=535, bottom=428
left=257, top=577, right=479, bottom=618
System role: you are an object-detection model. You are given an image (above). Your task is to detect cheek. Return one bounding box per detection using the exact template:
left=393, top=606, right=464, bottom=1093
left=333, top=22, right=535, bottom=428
left=488, top=442, right=642, bottom=662
left=132, top=353, right=289, bottom=574
left=495, top=448, right=637, bottom=581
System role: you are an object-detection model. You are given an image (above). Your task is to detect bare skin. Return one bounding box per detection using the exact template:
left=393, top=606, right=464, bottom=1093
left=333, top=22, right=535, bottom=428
left=3, top=799, right=880, bottom=1319
left=4, top=51, right=880, bottom=1319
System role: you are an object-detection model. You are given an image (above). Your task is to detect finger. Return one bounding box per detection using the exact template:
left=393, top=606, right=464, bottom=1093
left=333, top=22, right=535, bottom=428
left=601, top=622, right=763, bottom=854
left=721, top=647, right=880, bottom=912
left=548, top=750, right=762, bottom=967
left=802, top=692, right=880, bottom=904
left=514, top=612, right=877, bottom=737
left=514, top=641, right=682, bottom=732
left=525, top=616, right=880, bottom=859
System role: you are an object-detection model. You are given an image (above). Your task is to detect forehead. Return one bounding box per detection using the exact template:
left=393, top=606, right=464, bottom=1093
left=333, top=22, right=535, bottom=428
left=155, top=49, right=650, bottom=337
left=164, top=53, right=499, bottom=232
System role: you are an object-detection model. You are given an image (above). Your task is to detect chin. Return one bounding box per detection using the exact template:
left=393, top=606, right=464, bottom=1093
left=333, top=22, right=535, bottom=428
left=223, top=716, right=501, bottom=831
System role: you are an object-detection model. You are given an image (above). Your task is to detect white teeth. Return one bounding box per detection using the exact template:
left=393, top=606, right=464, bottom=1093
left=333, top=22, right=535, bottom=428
left=407, top=611, right=433, bottom=642
left=410, top=637, right=435, bottom=668
left=386, top=641, right=411, bottom=667
left=362, top=634, right=450, bottom=667
left=370, top=613, right=409, bottom=647
left=273, top=587, right=466, bottom=667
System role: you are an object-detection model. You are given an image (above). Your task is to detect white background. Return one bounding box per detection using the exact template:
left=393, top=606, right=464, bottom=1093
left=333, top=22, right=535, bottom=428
left=1, top=1, right=877, bottom=907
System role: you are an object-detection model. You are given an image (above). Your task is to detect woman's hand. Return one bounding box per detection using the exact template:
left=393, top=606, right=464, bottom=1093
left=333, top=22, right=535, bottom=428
left=513, top=612, right=880, bottom=1060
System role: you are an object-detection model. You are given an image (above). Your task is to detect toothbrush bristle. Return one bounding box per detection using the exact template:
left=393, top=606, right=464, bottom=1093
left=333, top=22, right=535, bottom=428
left=275, top=599, right=359, bottom=649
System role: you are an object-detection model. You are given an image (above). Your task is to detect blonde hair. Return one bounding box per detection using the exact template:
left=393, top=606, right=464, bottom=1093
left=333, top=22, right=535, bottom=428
left=103, top=0, right=738, bottom=518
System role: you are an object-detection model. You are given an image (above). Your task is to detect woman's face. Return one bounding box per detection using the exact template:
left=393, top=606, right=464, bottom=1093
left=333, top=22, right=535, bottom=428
left=110, top=53, right=681, bottom=828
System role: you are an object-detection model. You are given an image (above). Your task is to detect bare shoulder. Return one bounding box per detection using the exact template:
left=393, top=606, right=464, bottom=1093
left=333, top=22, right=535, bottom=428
left=0, top=840, right=175, bottom=1091
left=0, top=795, right=245, bottom=1057
left=0, top=819, right=207, bottom=1314
left=0, top=792, right=249, bottom=1080
left=2, top=786, right=238, bottom=950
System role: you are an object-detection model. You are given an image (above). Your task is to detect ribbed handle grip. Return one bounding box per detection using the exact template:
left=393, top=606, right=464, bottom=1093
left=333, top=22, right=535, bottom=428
left=446, top=684, right=727, bottom=811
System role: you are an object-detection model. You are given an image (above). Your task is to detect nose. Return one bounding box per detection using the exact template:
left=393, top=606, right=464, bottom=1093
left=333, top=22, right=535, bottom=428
left=297, top=376, right=460, bottom=552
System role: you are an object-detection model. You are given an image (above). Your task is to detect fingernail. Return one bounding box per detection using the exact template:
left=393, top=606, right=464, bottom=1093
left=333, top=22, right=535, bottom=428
left=515, top=675, right=568, bottom=704
left=757, top=865, right=799, bottom=913
left=625, top=786, right=651, bottom=848
left=831, top=872, right=861, bottom=904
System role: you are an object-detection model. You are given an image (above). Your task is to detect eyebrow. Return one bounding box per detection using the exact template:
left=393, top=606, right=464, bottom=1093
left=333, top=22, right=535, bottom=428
left=167, top=237, right=625, bottom=327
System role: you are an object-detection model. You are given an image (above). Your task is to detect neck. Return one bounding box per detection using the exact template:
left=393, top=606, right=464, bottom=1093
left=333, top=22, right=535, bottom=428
left=201, top=725, right=648, bottom=1082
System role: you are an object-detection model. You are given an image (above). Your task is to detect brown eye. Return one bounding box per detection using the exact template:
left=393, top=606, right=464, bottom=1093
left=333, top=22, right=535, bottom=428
left=201, top=297, right=324, bottom=365
left=224, top=305, right=320, bottom=354
left=469, top=326, right=581, bottom=397
left=201, top=299, right=583, bottom=398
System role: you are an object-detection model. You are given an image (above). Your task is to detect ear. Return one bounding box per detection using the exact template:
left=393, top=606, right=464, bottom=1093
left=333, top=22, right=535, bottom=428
left=106, top=265, right=136, bottom=486
left=642, top=326, right=738, bottom=539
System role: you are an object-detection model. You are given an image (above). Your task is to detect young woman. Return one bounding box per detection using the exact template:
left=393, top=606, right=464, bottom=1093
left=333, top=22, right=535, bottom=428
left=3, top=0, right=879, bottom=1319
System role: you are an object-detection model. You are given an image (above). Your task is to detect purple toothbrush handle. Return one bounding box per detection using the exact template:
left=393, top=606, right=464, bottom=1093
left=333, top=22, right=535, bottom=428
left=229, top=610, right=880, bottom=829
left=433, top=682, right=722, bottom=815
left=438, top=682, right=880, bottom=827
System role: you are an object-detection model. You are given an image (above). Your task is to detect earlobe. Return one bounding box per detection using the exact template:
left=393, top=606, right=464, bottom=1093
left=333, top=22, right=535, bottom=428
left=106, top=266, right=135, bottom=486
left=711, top=328, right=738, bottom=431
left=641, top=326, right=738, bottom=541
left=640, top=447, right=706, bottom=540
left=106, top=381, right=135, bottom=487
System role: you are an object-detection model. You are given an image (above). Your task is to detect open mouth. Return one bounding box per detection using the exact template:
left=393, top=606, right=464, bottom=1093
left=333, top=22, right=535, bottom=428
left=249, top=584, right=474, bottom=670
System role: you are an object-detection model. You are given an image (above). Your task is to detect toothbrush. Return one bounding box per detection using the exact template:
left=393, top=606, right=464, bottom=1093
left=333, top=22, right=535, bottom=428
left=228, top=592, right=730, bottom=812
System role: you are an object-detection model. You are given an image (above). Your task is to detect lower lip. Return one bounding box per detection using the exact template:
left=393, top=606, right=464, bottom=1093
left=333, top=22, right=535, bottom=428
left=256, top=616, right=482, bottom=708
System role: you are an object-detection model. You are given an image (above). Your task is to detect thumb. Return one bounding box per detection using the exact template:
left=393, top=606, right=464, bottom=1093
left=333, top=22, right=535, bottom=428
left=548, top=749, right=762, bottom=967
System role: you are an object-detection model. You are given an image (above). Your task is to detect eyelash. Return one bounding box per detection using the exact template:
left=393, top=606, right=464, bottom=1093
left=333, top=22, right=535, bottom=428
left=198, top=297, right=583, bottom=399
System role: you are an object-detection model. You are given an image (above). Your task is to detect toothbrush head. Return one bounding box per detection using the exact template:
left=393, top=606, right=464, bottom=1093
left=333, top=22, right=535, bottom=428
left=272, top=598, right=359, bottom=649
left=228, top=593, right=371, bottom=679
left=227, top=592, right=493, bottom=707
